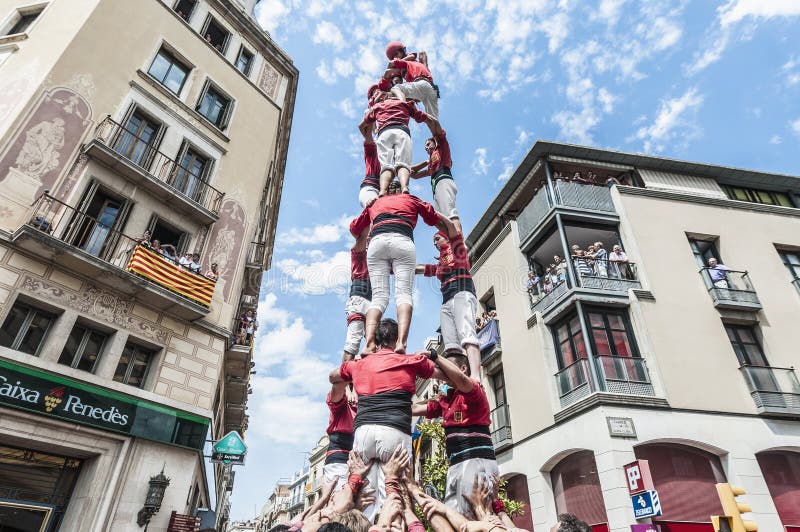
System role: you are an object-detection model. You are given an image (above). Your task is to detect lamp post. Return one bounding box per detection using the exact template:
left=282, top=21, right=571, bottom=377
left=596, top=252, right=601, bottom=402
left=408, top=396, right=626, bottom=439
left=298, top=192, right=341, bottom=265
left=137, top=466, right=171, bottom=529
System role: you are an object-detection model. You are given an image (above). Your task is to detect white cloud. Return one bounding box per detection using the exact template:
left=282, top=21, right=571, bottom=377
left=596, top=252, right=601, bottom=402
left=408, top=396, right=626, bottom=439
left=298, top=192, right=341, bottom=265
left=791, top=118, right=800, bottom=137
left=769, top=135, right=782, bottom=145
left=278, top=215, right=353, bottom=246
left=782, top=57, right=800, bottom=85
left=313, top=20, right=345, bottom=50
left=276, top=250, right=351, bottom=296
left=719, top=0, right=800, bottom=27
left=472, top=147, right=490, bottom=175
left=255, top=0, right=291, bottom=33
left=632, top=87, right=704, bottom=152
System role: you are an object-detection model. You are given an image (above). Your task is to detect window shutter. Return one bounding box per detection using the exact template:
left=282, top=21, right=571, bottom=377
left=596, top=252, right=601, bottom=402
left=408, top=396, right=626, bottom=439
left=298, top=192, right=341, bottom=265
left=551, top=450, right=608, bottom=526
left=756, top=452, right=800, bottom=526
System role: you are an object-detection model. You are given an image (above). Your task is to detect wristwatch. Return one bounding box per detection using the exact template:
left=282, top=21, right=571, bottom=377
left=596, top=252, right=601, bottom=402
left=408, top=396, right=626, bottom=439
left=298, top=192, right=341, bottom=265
left=428, top=348, right=438, bottom=362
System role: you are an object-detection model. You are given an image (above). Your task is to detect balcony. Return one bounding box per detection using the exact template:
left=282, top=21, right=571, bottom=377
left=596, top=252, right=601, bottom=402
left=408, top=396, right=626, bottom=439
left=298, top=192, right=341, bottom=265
left=490, top=404, right=512, bottom=451
left=555, top=356, right=656, bottom=409
left=13, top=193, right=212, bottom=319
left=740, top=366, right=800, bottom=417
left=529, top=260, right=641, bottom=317
left=478, top=318, right=501, bottom=365
left=85, top=117, right=224, bottom=224
left=517, top=181, right=616, bottom=244
left=699, top=268, right=761, bottom=311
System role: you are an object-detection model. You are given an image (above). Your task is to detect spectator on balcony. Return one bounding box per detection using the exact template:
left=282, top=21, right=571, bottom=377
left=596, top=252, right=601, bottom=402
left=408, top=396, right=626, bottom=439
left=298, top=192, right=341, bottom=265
left=570, top=244, right=581, bottom=258
left=542, top=268, right=554, bottom=294
left=593, top=241, right=608, bottom=277
left=526, top=271, right=541, bottom=298
left=572, top=171, right=590, bottom=184
left=179, top=252, right=193, bottom=269
left=160, top=243, right=178, bottom=262
left=204, top=262, right=219, bottom=281
left=190, top=253, right=202, bottom=274
left=574, top=250, right=593, bottom=278
left=707, top=257, right=731, bottom=288
left=553, top=255, right=567, bottom=283
left=608, top=245, right=629, bottom=278
left=605, top=176, right=621, bottom=187
left=587, top=170, right=597, bottom=184
left=137, top=230, right=152, bottom=248
left=150, top=239, right=161, bottom=253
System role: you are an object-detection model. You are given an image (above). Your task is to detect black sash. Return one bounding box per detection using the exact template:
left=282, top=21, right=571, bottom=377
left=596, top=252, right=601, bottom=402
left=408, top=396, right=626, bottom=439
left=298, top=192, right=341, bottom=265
left=355, top=390, right=412, bottom=434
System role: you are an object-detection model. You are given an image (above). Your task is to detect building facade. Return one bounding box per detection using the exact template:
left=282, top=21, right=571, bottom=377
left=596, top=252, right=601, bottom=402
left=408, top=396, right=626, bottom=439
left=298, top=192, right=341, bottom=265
left=286, top=468, right=309, bottom=522
left=255, top=481, right=290, bottom=532
left=0, top=0, right=297, bottom=530
left=466, top=142, right=800, bottom=532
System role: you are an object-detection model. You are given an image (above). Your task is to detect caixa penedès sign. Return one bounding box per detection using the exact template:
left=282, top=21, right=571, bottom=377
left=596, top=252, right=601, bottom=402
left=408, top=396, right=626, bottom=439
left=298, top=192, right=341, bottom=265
left=0, top=359, right=208, bottom=450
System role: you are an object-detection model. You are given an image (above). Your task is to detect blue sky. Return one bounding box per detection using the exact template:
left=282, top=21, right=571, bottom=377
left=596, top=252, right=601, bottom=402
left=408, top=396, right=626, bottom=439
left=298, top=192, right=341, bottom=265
left=226, top=0, right=800, bottom=520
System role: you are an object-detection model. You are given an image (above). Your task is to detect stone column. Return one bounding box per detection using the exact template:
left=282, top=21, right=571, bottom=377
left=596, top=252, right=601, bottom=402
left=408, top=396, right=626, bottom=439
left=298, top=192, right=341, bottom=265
left=38, top=308, right=79, bottom=363
left=94, top=329, right=130, bottom=380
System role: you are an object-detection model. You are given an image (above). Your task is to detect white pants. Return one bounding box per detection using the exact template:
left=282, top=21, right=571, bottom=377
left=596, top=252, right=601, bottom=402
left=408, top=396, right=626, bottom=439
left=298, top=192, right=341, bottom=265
left=367, top=233, right=416, bottom=313
left=433, top=179, right=458, bottom=220
left=359, top=186, right=379, bottom=208
left=441, top=291, right=479, bottom=352
left=393, top=79, right=439, bottom=120
left=714, top=279, right=729, bottom=288
left=323, top=462, right=348, bottom=492
left=353, top=425, right=412, bottom=522
left=444, top=458, right=500, bottom=519
left=376, top=128, right=412, bottom=174
left=344, top=295, right=369, bottom=355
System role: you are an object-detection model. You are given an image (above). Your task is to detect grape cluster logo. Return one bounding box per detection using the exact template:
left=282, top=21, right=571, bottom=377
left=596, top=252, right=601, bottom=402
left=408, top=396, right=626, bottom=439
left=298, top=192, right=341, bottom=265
left=45, top=386, right=65, bottom=412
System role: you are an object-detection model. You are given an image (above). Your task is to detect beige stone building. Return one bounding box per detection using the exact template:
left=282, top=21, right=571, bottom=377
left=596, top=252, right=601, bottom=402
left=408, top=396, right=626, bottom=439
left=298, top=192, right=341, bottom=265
left=0, top=0, right=297, bottom=530
left=255, top=481, right=290, bottom=532
left=466, top=142, right=800, bottom=532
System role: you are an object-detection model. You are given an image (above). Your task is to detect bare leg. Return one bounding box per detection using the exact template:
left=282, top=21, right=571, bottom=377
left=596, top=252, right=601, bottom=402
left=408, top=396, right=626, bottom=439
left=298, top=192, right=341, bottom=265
left=396, top=303, right=412, bottom=353
left=342, top=351, right=354, bottom=362
left=379, top=169, right=394, bottom=196
left=452, top=216, right=463, bottom=234
left=465, top=343, right=482, bottom=381
left=362, top=309, right=381, bottom=355
left=397, top=167, right=411, bottom=193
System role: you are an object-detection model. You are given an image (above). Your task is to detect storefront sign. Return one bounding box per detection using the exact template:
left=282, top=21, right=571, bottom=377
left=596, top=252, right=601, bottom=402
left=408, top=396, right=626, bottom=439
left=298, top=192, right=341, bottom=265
left=624, top=460, right=655, bottom=495
left=630, top=490, right=661, bottom=519
left=0, top=359, right=208, bottom=450
left=211, top=431, right=247, bottom=465
left=607, top=416, right=637, bottom=438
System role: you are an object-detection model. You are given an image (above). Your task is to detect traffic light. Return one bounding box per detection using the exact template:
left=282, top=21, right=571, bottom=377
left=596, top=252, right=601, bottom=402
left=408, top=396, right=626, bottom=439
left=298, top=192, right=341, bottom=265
left=712, top=483, right=758, bottom=532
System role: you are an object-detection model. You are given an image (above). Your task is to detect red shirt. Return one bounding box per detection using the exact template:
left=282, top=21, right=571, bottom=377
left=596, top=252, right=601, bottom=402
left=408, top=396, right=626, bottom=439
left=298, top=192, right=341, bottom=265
left=390, top=59, right=433, bottom=82
left=426, top=379, right=491, bottom=427
left=364, top=142, right=380, bottom=177
left=351, top=248, right=368, bottom=280
left=350, top=194, right=441, bottom=240
left=363, top=99, right=427, bottom=132
left=423, top=233, right=471, bottom=281
left=427, top=131, right=452, bottom=175
left=326, top=391, right=357, bottom=435
left=339, top=349, right=435, bottom=395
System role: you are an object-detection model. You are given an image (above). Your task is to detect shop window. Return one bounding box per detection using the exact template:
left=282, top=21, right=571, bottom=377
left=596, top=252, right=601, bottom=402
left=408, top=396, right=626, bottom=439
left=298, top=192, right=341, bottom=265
left=148, top=46, right=191, bottom=95
left=172, top=0, right=196, bottom=22
left=201, top=16, right=230, bottom=53
left=58, top=324, right=108, bottom=373
left=0, top=302, right=55, bottom=355
left=113, top=343, right=156, bottom=388
left=196, top=81, right=232, bottom=129
left=235, top=46, right=254, bottom=76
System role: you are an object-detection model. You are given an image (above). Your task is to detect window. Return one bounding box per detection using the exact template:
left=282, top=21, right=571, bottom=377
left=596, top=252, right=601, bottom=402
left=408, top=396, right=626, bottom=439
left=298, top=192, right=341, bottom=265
left=113, top=343, right=156, bottom=388
left=148, top=47, right=190, bottom=95
left=67, top=181, right=132, bottom=260
left=146, top=215, right=189, bottom=255
left=778, top=250, right=800, bottom=281
left=688, top=237, right=721, bottom=269
left=235, top=46, right=254, bottom=76
left=552, top=313, right=587, bottom=369
left=585, top=308, right=639, bottom=358
left=58, top=324, right=107, bottom=372
left=2, top=6, right=44, bottom=36
left=201, top=16, right=230, bottom=53
left=172, top=0, right=196, bottom=22
left=196, top=82, right=232, bottom=128
left=113, top=108, right=164, bottom=167
left=173, top=143, right=210, bottom=199
left=722, top=185, right=794, bottom=207
left=491, top=371, right=506, bottom=407
left=725, top=324, right=769, bottom=367
left=0, top=302, right=55, bottom=355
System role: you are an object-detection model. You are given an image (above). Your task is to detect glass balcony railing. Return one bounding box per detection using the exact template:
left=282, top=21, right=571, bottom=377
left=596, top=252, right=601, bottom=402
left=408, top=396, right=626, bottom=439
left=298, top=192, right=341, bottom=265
left=517, top=181, right=616, bottom=243
left=555, top=356, right=655, bottom=408
left=490, top=403, right=512, bottom=449
left=740, top=365, right=800, bottom=415
left=555, top=358, right=593, bottom=408
left=699, top=267, right=761, bottom=310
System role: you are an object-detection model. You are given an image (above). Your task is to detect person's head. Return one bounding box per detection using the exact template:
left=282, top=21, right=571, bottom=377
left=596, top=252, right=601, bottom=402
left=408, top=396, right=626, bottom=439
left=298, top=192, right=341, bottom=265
left=545, top=267, right=551, bottom=273
left=444, top=351, right=469, bottom=377
left=554, top=255, right=561, bottom=262
left=550, top=513, right=591, bottom=532
left=576, top=250, right=585, bottom=257
left=211, top=262, right=219, bottom=272
left=708, top=257, right=718, bottom=267
left=246, top=309, right=253, bottom=316
left=317, top=524, right=352, bottom=532
left=573, top=171, right=582, bottom=178
left=375, top=319, right=399, bottom=349
left=433, top=231, right=449, bottom=251
left=424, top=137, right=437, bottom=155
left=332, top=509, right=370, bottom=532
left=528, top=271, right=536, bottom=278
left=612, top=245, right=621, bottom=253
left=143, top=230, right=151, bottom=238
left=151, top=239, right=160, bottom=248
left=571, top=244, right=579, bottom=251
left=587, top=245, right=595, bottom=252
left=193, top=253, right=200, bottom=261
left=595, top=241, right=603, bottom=249
left=387, top=180, right=401, bottom=195
left=385, top=40, right=406, bottom=60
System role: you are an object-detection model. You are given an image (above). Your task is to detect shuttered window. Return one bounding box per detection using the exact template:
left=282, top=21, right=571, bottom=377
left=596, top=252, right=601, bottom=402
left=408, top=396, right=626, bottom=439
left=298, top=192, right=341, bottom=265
left=551, top=450, right=608, bottom=527
left=756, top=451, right=800, bottom=526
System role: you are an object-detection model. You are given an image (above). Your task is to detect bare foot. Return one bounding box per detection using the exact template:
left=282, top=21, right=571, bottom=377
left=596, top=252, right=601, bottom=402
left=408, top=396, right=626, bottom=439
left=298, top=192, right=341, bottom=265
left=361, top=344, right=376, bottom=357
left=394, top=342, right=406, bottom=354
left=401, top=187, right=410, bottom=194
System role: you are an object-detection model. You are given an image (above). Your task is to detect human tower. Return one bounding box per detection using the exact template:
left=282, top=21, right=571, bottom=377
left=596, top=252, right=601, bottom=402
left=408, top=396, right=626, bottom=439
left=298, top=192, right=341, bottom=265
left=286, top=42, right=524, bottom=532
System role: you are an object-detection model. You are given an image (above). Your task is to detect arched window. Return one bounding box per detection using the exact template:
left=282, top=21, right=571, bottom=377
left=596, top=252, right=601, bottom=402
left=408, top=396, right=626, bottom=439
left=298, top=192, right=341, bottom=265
left=756, top=451, right=800, bottom=528
left=504, top=473, right=534, bottom=531
left=550, top=450, right=608, bottom=529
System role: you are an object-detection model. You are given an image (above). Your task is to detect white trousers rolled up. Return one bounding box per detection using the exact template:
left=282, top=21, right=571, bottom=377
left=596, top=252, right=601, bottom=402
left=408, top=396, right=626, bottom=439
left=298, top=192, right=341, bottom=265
left=441, top=291, right=479, bottom=352
left=353, top=425, right=412, bottom=522
left=367, top=232, right=416, bottom=313
left=444, top=458, right=500, bottom=519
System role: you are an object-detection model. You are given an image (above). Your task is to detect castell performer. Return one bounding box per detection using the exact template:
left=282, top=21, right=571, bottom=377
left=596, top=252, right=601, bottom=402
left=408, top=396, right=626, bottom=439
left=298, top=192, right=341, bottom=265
left=412, top=350, right=498, bottom=519
left=359, top=86, right=431, bottom=196
left=342, top=230, right=370, bottom=361
left=350, top=181, right=457, bottom=354
left=358, top=97, right=381, bottom=208
left=410, top=118, right=460, bottom=233
left=384, top=41, right=439, bottom=120
left=329, top=319, right=440, bottom=521
left=323, top=379, right=358, bottom=492
left=416, top=230, right=481, bottom=379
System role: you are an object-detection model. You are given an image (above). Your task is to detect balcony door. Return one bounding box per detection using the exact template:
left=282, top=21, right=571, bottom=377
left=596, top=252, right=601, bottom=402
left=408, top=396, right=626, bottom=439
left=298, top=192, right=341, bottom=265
left=67, top=180, right=132, bottom=261
left=724, top=324, right=780, bottom=396
left=113, top=108, right=164, bottom=169
left=172, top=143, right=210, bottom=201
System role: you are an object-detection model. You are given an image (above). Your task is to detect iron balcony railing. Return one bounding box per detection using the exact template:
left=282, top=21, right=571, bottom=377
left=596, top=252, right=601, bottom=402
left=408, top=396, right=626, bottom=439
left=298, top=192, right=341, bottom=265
left=93, top=116, right=224, bottom=214
left=490, top=403, right=512, bottom=448
left=528, top=259, right=640, bottom=313
left=739, top=365, right=800, bottom=414
left=517, top=181, right=616, bottom=243
left=247, top=241, right=267, bottom=267
left=699, top=267, right=760, bottom=309
left=26, top=193, right=214, bottom=306
left=555, top=356, right=654, bottom=408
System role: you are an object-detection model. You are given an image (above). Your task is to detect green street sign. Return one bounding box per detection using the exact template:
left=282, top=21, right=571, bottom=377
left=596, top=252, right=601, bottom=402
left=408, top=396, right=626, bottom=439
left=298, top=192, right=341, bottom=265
left=211, top=431, right=247, bottom=465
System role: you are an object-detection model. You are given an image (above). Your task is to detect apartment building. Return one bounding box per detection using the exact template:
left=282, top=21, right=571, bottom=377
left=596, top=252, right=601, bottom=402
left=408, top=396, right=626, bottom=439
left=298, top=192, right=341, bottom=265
left=255, top=481, right=291, bottom=532
left=286, top=468, right=309, bottom=521
left=0, top=0, right=297, bottom=530
left=465, top=142, right=800, bottom=532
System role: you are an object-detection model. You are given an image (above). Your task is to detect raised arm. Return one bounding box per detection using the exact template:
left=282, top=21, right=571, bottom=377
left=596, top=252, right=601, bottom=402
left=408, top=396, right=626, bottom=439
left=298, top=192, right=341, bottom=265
left=426, top=116, right=443, bottom=136
left=409, top=160, right=429, bottom=179
left=435, top=214, right=458, bottom=239
left=434, top=353, right=474, bottom=394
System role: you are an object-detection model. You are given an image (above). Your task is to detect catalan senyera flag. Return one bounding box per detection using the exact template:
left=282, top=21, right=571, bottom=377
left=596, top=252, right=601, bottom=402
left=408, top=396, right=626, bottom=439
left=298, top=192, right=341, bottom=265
left=127, top=245, right=215, bottom=307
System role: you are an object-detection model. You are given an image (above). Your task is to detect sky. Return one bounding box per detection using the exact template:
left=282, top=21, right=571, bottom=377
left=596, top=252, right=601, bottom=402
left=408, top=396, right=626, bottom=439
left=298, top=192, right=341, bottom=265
left=226, top=0, right=800, bottom=520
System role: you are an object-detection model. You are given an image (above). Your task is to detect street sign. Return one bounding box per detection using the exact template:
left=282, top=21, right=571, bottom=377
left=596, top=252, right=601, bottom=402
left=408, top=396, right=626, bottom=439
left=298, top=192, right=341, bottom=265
left=211, top=431, right=247, bottom=465
left=631, top=490, right=662, bottom=519
left=624, top=460, right=655, bottom=495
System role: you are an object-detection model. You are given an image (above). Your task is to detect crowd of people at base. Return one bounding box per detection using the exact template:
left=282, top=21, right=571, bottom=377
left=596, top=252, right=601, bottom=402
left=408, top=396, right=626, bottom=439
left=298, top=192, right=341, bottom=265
left=134, top=230, right=219, bottom=281
left=552, top=170, right=630, bottom=188
left=526, top=241, right=632, bottom=301
left=475, top=310, right=497, bottom=333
